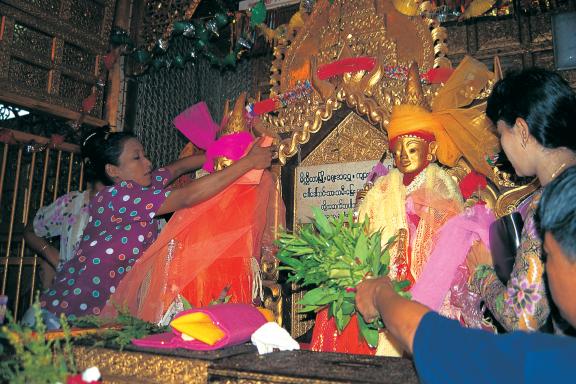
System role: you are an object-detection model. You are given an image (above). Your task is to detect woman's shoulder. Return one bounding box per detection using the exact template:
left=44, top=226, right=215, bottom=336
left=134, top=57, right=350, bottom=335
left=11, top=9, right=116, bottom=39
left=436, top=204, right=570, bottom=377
left=150, top=168, right=172, bottom=188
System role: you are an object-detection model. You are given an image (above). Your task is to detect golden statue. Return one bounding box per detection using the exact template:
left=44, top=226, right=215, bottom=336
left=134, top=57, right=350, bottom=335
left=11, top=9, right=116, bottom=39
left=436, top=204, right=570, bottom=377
left=310, top=56, right=500, bottom=356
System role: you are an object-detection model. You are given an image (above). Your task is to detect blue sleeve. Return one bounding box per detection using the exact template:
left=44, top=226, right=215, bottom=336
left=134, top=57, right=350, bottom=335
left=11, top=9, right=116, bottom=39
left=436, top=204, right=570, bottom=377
left=413, top=312, right=576, bottom=384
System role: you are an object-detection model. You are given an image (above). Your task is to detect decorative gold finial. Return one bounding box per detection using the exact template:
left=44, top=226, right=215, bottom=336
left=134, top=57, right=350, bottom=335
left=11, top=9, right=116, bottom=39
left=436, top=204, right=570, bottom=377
left=403, top=61, right=429, bottom=110
left=220, top=92, right=248, bottom=136
left=222, top=99, right=231, bottom=120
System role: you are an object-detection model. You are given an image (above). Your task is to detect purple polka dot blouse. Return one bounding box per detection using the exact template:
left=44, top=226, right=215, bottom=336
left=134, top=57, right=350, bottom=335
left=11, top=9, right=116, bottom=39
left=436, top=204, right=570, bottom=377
left=40, top=168, right=172, bottom=319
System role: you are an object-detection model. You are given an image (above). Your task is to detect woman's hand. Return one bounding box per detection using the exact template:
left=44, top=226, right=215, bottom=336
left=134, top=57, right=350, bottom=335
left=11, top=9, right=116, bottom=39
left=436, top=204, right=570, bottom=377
left=356, top=275, right=430, bottom=355
left=244, top=137, right=273, bottom=169
left=355, top=276, right=394, bottom=323
left=466, top=241, right=493, bottom=273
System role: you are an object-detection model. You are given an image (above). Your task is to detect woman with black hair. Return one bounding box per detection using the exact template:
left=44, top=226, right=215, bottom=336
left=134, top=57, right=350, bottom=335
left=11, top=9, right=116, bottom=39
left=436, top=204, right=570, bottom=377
left=38, top=128, right=272, bottom=321
left=466, top=68, right=576, bottom=331
left=354, top=165, right=576, bottom=383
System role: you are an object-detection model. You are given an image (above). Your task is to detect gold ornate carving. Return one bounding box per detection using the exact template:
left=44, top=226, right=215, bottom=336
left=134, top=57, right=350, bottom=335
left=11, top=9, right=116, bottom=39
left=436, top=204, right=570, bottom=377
left=73, top=346, right=209, bottom=384
left=290, top=283, right=314, bottom=339
left=263, top=0, right=449, bottom=165
left=494, top=178, right=540, bottom=218
left=302, top=112, right=387, bottom=166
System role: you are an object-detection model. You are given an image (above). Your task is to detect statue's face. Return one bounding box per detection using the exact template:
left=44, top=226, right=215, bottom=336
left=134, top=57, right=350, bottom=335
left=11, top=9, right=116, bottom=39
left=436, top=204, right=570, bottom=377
left=391, top=136, right=433, bottom=174
left=214, top=156, right=234, bottom=171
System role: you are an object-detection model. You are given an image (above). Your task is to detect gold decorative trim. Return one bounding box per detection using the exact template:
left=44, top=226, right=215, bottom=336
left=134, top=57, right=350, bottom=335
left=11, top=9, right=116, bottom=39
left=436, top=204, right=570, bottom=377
left=73, top=346, right=209, bottom=384
left=494, top=177, right=540, bottom=217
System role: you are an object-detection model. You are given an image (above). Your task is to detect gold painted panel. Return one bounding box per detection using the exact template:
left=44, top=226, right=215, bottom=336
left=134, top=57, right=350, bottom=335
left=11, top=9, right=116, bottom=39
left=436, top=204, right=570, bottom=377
left=529, top=13, right=553, bottom=45
left=448, top=23, right=469, bottom=55
left=302, top=112, right=387, bottom=166
left=476, top=17, right=522, bottom=52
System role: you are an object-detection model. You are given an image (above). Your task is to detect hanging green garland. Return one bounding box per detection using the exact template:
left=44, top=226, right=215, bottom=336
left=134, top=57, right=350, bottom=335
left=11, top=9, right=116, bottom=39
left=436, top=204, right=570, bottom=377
left=114, top=1, right=274, bottom=75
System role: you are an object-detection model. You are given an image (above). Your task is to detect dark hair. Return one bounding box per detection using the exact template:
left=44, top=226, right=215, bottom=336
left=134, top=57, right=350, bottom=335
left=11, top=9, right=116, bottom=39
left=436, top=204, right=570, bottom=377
left=535, top=166, right=576, bottom=262
left=81, top=128, right=136, bottom=186
left=486, top=68, right=576, bottom=152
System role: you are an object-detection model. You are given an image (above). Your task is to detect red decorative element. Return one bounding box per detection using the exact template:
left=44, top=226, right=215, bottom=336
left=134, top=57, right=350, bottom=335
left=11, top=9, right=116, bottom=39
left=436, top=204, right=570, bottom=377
left=459, top=171, right=488, bottom=199
left=252, top=99, right=276, bottom=115
left=66, top=374, right=98, bottom=384
left=0, top=129, right=17, bottom=144
left=389, top=130, right=436, bottom=153
left=247, top=81, right=312, bottom=116
left=82, top=93, right=97, bottom=113
left=103, top=51, right=119, bottom=71
left=422, top=67, right=455, bottom=84
left=50, top=134, right=65, bottom=148
left=316, top=57, right=376, bottom=80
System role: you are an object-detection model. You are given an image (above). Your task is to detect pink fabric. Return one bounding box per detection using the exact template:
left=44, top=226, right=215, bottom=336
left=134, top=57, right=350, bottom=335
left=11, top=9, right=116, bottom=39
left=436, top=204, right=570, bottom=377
left=132, top=304, right=267, bottom=351
left=203, top=131, right=254, bottom=173
left=173, top=102, right=255, bottom=173
left=366, top=162, right=389, bottom=184
left=173, top=102, right=220, bottom=149
left=410, top=204, right=495, bottom=311
left=449, top=264, right=485, bottom=329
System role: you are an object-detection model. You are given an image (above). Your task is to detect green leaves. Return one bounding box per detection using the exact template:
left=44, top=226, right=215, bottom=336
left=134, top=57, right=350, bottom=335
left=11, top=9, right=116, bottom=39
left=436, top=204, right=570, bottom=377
left=0, top=298, right=73, bottom=383
left=277, top=208, right=405, bottom=345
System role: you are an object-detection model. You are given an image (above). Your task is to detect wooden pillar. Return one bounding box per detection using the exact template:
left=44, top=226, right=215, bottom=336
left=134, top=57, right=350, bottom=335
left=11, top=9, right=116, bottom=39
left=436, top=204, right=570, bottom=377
left=104, top=0, right=132, bottom=131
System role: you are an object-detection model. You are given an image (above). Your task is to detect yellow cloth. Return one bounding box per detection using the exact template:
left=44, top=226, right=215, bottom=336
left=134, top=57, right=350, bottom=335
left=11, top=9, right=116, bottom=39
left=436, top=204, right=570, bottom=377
left=431, top=56, right=500, bottom=177
left=170, top=307, right=275, bottom=346
left=387, top=56, right=500, bottom=177
left=388, top=104, right=461, bottom=168
left=171, top=312, right=226, bottom=345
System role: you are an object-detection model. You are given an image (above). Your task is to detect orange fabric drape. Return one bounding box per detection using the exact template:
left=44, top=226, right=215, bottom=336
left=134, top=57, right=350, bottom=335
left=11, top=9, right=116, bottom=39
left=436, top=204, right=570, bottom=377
left=103, top=170, right=284, bottom=323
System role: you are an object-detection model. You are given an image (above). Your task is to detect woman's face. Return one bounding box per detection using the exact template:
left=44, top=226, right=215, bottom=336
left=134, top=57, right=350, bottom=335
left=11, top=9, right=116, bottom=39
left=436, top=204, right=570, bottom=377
left=497, top=120, right=534, bottom=177
left=107, top=138, right=153, bottom=186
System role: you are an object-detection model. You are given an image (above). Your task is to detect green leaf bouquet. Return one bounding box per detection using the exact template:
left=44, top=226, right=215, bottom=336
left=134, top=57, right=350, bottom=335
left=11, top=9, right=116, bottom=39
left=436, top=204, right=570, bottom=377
left=276, top=207, right=409, bottom=347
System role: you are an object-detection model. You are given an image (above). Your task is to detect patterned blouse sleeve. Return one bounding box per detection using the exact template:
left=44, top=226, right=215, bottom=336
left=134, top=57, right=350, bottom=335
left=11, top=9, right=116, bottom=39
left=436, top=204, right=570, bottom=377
left=470, top=191, right=550, bottom=331
left=33, top=192, right=77, bottom=238
left=103, top=168, right=173, bottom=223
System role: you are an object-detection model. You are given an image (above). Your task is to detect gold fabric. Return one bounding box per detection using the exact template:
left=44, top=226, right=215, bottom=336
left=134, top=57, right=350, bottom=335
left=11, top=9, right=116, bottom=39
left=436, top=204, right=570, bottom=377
left=390, top=56, right=500, bottom=177
left=431, top=56, right=500, bottom=177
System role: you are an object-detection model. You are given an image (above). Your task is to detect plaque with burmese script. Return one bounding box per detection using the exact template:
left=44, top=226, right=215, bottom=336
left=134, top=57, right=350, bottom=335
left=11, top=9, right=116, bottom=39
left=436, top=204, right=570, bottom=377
left=294, top=160, right=393, bottom=224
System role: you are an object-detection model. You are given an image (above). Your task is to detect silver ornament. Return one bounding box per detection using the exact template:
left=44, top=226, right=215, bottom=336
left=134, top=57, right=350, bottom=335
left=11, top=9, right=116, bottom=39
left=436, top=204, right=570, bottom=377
left=183, top=23, right=196, bottom=37
left=205, top=19, right=219, bottom=36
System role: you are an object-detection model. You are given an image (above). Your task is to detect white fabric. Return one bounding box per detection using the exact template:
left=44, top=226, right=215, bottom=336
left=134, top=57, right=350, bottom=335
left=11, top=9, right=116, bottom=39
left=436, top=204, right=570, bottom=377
left=33, top=190, right=90, bottom=266
left=82, top=366, right=101, bottom=382
left=251, top=322, right=300, bottom=354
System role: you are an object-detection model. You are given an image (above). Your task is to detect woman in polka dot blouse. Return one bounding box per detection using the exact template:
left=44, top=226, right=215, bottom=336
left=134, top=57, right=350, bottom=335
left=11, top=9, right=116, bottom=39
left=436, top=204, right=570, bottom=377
left=39, top=129, right=272, bottom=320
